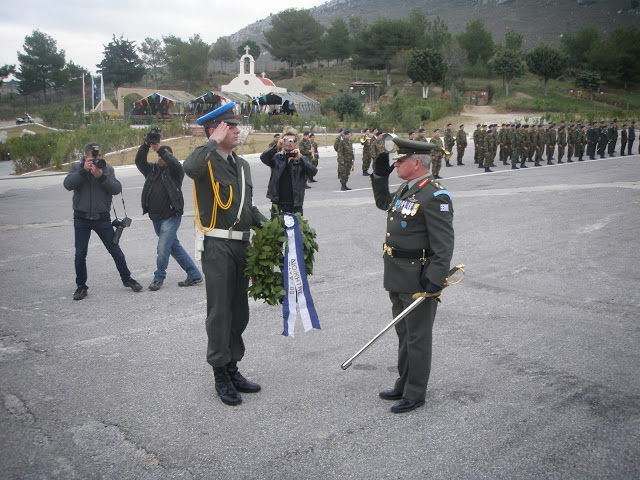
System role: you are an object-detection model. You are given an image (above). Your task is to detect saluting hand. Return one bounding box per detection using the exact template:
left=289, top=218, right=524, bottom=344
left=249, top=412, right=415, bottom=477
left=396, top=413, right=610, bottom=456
left=210, top=122, right=230, bottom=144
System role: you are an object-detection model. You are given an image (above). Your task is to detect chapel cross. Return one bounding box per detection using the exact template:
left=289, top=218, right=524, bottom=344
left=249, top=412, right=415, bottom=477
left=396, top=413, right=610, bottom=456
left=245, top=45, right=250, bottom=55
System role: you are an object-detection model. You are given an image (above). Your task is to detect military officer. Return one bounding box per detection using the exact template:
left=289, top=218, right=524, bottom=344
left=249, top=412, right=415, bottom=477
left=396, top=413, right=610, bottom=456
left=520, top=125, right=531, bottom=168
left=577, top=124, right=586, bottom=161
left=184, top=102, right=267, bottom=407
left=408, top=130, right=416, bottom=140
left=268, top=133, right=280, bottom=149
left=567, top=124, right=576, bottom=162
left=361, top=128, right=372, bottom=176
left=334, top=128, right=344, bottom=178
left=370, top=137, right=454, bottom=414
left=628, top=121, right=636, bottom=155
left=597, top=123, right=608, bottom=158
left=472, top=124, right=482, bottom=164
left=483, top=129, right=495, bottom=172
left=338, top=130, right=355, bottom=190
left=455, top=125, right=467, bottom=165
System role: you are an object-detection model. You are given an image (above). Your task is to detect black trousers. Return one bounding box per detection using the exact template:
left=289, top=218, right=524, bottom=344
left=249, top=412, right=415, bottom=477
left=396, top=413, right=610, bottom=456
left=202, top=237, right=251, bottom=368
left=390, top=292, right=437, bottom=403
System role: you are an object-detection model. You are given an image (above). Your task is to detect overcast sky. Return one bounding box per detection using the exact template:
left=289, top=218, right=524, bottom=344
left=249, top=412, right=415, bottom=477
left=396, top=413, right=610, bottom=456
left=1, top=0, right=327, bottom=76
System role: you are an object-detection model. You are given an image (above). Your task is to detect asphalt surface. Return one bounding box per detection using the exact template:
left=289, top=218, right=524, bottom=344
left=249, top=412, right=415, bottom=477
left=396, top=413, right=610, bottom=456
left=1, top=144, right=639, bottom=479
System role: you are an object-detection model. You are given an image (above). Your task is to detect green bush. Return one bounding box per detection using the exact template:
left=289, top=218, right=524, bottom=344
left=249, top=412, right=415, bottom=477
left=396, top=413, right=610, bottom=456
left=8, top=133, right=59, bottom=174
left=328, top=93, right=363, bottom=120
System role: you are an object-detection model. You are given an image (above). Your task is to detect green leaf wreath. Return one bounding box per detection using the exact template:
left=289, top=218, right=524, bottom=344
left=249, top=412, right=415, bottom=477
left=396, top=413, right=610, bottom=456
left=245, top=211, right=319, bottom=306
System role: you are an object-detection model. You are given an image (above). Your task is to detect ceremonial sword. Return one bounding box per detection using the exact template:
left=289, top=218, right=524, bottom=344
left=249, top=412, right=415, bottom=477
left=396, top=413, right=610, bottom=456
left=340, top=264, right=465, bottom=370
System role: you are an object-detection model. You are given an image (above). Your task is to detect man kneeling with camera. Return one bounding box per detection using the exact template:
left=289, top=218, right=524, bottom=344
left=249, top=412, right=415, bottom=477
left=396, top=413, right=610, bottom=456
left=135, top=129, right=202, bottom=291
left=63, top=143, right=143, bottom=300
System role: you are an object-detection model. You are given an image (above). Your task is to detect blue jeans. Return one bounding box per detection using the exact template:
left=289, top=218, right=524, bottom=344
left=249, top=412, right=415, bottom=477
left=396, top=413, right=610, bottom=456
left=74, top=218, right=132, bottom=288
left=152, top=215, right=201, bottom=283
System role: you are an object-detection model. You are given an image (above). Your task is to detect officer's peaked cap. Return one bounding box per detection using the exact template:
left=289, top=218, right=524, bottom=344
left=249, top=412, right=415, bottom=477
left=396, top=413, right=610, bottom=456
left=196, top=102, right=240, bottom=126
left=392, top=138, right=436, bottom=161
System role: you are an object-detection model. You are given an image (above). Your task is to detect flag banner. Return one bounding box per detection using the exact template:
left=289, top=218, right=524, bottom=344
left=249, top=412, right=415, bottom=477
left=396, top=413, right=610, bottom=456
left=92, top=77, right=98, bottom=103
left=282, top=214, right=320, bottom=337
left=100, top=74, right=105, bottom=101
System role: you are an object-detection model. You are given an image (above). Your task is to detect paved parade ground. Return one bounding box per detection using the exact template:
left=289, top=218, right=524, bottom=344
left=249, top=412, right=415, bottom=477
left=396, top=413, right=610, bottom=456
left=1, top=146, right=639, bottom=479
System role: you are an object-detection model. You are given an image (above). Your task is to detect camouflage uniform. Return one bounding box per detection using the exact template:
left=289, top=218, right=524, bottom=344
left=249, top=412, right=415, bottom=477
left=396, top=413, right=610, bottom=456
left=334, top=134, right=343, bottom=177
left=430, top=135, right=444, bottom=178
left=567, top=125, right=575, bottom=162
left=557, top=127, right=567, bottom=163
left=361, top=135, right=372, bottom=174
left=483, top=132, right=495, bottom=170
left=510, top=126, right=522, bottom=169
left=455, top=127, right=467, bottom=165
left=576, top=127, right=586, bottom=161
left=310, top=139, right=319, bottom=167
left=443, top=127, right=455, bottom=166
left=546, top=126, right=557, bottom=162
left=474, top=127, right=486, bottom=166
left=534, top=126, right=545, bottom=166
left=370, top=135, right=384, bottom=161
left=521, top=126, right=531, bottom=167
left=472, top=126, right=481, bottom=164
left=338, top=135, right=354, bottom=189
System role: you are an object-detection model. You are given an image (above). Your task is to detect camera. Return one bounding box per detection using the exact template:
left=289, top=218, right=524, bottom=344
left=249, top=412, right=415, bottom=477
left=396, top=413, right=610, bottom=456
left=145, top=127, right=162, bottom=145
left=284, top=138, right=296, bottom=144
left=84, top=145, right=106, bottom=168
left=111, top=217, right=132, bottom=245
left=285, top=151, right=297, bottom=160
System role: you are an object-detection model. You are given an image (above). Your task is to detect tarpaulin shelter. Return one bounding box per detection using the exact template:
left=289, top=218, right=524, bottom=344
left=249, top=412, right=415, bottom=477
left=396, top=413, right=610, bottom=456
left=191, top=91, right=252, bottom=116
left=254, top=92, right=321, bottom=117
left=130, top=90, right=194, bottom=120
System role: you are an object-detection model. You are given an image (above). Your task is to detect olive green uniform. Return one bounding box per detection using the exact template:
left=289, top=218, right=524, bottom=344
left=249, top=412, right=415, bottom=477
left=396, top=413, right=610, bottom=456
left=361, top=136, right=372, bottom=173
left=444, top=128, right=455, bottom=165
left=184, top=139, right=267, bottom=368
left=310, top=140, right=319, bottom=167
left=456, top=129, right=467, bottom=165
left=430, top=136, right=444, bottom=176
left=371, top=173, right=454, bottom=403
left=338, top=137, right=354, bottom=186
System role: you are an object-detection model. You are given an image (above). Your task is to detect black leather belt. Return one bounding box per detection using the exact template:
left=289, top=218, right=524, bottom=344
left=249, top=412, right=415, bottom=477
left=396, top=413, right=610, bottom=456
left=383, top=243, right=425, bottom=260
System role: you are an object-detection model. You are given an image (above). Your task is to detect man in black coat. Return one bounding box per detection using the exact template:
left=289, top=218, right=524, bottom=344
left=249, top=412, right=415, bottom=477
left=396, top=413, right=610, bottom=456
left=260, top=131, right=317, bottom=216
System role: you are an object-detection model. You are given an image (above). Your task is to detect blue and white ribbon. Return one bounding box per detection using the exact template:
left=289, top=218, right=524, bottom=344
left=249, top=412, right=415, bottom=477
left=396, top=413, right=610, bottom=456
left=282, top=214, right=320, bottom=337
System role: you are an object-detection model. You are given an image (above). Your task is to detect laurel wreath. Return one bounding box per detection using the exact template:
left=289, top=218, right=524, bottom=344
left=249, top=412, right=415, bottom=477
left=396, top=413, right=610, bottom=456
left=245, top=212, right=319, bottom=306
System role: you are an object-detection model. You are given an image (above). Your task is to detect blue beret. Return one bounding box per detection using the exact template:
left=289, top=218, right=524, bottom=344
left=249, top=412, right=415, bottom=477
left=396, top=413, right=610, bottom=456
left=196, top=102, right=240, bottom=126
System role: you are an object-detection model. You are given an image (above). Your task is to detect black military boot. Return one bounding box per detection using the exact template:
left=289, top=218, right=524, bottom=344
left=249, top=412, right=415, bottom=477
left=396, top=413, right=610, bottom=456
left=445, top=161, right=452, bottom=167
left=547, top=160, right=554, bottom=165
left=213, top=367, right=242, bottom=406
left=511, top=164, right=518, bottom=170
left=484, top=166, right=493, bottom=172
left=520, top=162, right=528, bottom=168
left=567, top=159, right=574, bottom=163
left=478, top=163, right=484, bottom=169
left=227, top=362, right=261, bottom=393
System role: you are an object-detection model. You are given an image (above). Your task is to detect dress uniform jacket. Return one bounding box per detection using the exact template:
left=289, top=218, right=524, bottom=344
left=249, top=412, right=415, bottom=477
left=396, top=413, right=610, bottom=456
left=372, top=174, right=454, bottom=293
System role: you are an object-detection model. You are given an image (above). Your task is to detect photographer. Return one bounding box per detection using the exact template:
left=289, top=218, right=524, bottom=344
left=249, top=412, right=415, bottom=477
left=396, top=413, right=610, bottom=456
left=63, top=143, right=142, bottom=301
left=135, top=129, right=202, bottom=291
left=260, top=131, right=317, bottom=216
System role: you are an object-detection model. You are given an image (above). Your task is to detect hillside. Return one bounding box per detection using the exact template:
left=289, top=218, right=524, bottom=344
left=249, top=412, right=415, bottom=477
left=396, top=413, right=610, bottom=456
left=228, top=0, right=639, bottom=57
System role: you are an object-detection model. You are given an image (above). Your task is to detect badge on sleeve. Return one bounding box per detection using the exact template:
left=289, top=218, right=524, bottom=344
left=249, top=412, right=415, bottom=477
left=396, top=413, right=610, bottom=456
left=440, top=204, right=449, bottom=212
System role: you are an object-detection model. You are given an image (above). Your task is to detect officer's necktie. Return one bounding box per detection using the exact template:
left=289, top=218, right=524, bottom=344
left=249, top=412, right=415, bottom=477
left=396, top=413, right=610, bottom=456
left=227, top=154, right=237, bottom=173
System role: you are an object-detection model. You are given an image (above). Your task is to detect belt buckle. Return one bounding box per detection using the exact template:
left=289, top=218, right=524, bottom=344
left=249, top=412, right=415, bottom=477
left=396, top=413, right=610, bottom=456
left=228, top=228, right=234, bottom=240
left=242, top=231, right=250, bottom=242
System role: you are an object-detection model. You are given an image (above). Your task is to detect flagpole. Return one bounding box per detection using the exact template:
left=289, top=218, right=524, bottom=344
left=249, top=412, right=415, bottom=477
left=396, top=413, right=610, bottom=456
left=91, top=75, right=95, bottom=111
left=82, top=74, right=86, bottom=115
left=100, top=74, right=105, bottom=112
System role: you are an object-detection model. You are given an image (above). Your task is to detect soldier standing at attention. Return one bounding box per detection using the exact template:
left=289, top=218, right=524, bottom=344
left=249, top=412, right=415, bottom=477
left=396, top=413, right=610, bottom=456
left=473, top=124, right=482, bottom=164
left=533, top=125, right=544, bottom=166
left=520, top=125, right=530, bottom=169
left=370, top=131, right=385, bottom=163
left=361, top=128, right=373, bottom=176
left=557, top=125, right=567, bottom=163
left=334, top=128, right=344, bottom=178
left=577, top=124, right=587, bottom=161
left=483, top=129, right=495, bottom=173
left=546, top=124, right=557, bottom=163
left=338, top=130, right=355, bottom=191
left=309, top=133, right=319, bottom=181
left=628, top=121, right=636, bottom=155
left=510, top=124, right=521, bottom=170
left=607, top=120, right=618, bottom=157
left=430, top=129, right=444, bottom=179
left=408, top=130, right=416, bottom=140
left=416, top=127, right=428, bottom=142
left=567, top=124, right=575, bottom=162
left=183, top=103, right=267, bottom=407
left=620, top=124, right=628, bottom=156
left=444, top=123, right=455, bottom=167
left=597, top=123, right=608, bottom=159
left=370, top=137, right=454, bottom=414
left=455, top=125, right=467, bottom=166
left=586, top=122, right=597, bottom=160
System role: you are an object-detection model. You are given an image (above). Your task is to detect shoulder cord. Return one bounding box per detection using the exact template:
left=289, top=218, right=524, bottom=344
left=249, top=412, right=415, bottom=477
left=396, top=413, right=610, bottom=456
left=193, top=160, right=233, bottom=233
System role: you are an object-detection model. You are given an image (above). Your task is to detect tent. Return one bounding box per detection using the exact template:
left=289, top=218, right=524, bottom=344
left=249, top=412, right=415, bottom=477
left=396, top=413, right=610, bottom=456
left=254, top=92, right=321, bottom=117
left=191, top=91, right=253, bottom=116
left=130, top=91, right=194, bottom=118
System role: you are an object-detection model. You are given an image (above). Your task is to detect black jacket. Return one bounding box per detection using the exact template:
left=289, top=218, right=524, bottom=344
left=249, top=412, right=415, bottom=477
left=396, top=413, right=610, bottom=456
left=260, top=147, right=318, bottom=207
left=63, top=159, right=122, bottom=220
left=135, top=144, right=185, bottom=217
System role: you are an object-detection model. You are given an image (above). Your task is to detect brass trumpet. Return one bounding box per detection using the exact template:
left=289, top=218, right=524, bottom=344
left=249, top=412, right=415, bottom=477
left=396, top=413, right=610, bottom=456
left=441, top=146, right=452, bottom=161
left=360, top=134, right=370, bottom=145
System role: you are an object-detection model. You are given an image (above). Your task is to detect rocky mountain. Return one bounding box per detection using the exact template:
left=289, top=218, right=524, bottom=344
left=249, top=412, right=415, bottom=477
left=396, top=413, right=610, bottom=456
left=227, top=0, right=639, bottom=53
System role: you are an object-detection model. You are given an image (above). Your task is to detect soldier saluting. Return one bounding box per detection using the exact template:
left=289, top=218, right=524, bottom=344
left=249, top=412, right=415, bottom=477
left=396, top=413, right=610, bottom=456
left=370, top=138, right=454, bottom=413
